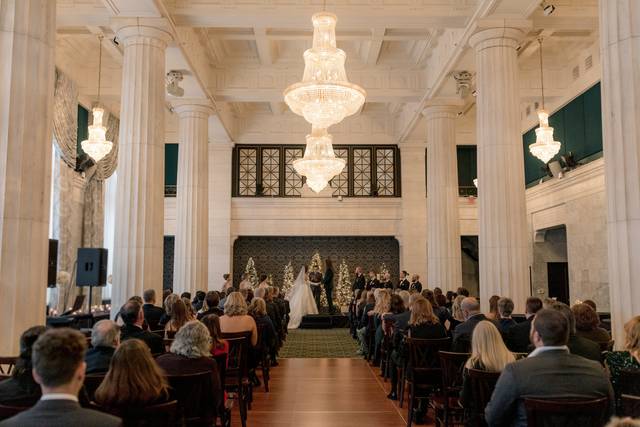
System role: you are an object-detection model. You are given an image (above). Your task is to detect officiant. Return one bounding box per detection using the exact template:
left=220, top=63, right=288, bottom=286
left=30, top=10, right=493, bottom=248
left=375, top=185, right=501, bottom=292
left=323, top=259, right=335, bottom=314
left=308, top=268, right=323, bottom=310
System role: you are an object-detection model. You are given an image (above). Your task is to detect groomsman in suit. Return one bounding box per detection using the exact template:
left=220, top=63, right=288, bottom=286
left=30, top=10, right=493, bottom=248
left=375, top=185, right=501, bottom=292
left=323, top=259, right=335, bottom=314
left=309, top=269, right=323, bottom=310
left=352, top=266, right=366, bottom=293
left=366, top=271, right=380, bottom=290
left=398, top=271, right=410, bottom=291
left=409, top=274, right=423, bottom=293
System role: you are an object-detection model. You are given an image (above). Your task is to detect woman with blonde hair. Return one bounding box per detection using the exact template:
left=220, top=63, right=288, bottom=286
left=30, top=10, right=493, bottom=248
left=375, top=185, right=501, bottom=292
left=220, top=291, right=258, bottom=346
left=605, top=315, right=640, bottom=413
left=460, top=320, right=515, bottom=410
left=94, top=339, right=170, bottom=411
left=449, top=295, right=465, bottom=331
left=158, top=293, right=180, bottom=328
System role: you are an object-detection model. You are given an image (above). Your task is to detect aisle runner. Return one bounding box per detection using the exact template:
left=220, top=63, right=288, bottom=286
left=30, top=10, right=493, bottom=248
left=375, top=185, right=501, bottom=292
left=279, top=328, right=359, bottom=358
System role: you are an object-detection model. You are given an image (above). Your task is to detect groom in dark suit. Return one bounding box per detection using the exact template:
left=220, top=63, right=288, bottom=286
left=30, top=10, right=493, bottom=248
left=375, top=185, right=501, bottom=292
left=323, top=259, right=335, bottom=314
left=308, top=269, right=323, bottom=310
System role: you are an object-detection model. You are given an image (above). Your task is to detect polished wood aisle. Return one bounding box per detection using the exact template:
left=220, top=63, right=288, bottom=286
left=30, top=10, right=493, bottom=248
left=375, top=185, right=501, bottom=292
left=235, top=358, right=407, bottom=427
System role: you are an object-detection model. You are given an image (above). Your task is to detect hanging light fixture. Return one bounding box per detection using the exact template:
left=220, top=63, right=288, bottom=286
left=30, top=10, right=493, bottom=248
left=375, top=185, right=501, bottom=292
left=529, top=37, right=561, bottom=164
left=81, top=35, right=113, bottom=162
left=293, top=126, right=346, bottom=193
left=283, top=12, right=366, bottom=129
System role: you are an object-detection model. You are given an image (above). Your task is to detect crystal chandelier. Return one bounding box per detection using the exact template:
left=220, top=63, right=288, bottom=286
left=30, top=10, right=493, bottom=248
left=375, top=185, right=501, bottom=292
left=293, top=127, right=346, bottom=193
left=81, top=35, right=113, bottom=162
left=283, top=12, right=366, bottom=129
left=529, top=38, right=561, bottom=164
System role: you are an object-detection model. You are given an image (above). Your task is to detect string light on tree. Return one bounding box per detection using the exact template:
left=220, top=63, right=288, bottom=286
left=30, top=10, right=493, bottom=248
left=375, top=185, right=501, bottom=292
left=335, top=259, right=352, bottom=311
left=282, top=261, right=295, bottom=298
left=244, top=257, right=258, bottom=288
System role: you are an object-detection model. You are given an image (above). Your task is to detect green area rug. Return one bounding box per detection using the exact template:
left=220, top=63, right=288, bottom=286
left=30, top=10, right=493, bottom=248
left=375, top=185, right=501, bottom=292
left=279, top=328, right=360, bottom=358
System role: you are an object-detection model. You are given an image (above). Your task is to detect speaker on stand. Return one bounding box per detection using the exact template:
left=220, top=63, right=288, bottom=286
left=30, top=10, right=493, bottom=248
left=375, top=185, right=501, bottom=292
left=76, top=248, right=108, bottom=311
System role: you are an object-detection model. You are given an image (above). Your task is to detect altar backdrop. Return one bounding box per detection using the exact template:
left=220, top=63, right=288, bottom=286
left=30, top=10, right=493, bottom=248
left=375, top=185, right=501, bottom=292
left=232, top=236, right=400, bottom=288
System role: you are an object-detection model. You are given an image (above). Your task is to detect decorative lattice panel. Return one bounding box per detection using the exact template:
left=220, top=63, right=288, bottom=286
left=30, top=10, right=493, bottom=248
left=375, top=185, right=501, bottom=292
left=261, top=148, right=280, bottom=196
left=284, top=147, right=304, bottom=196
left=238, top=148, right=257, bottom=196
left=353, top=148, right=372, bottom=196
left=331, top=147, right=349, bottom=196
left=376, top=148, right=395, bottom=196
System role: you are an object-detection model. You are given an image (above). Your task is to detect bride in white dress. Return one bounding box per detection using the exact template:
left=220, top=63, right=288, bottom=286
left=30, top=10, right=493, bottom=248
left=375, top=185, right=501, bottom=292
left=287, top=266, right=318, bottom=329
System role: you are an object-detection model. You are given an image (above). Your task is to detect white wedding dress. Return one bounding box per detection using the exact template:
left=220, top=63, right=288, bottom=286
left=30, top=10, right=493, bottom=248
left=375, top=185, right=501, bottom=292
left=287, top=267, right=318, bottom=329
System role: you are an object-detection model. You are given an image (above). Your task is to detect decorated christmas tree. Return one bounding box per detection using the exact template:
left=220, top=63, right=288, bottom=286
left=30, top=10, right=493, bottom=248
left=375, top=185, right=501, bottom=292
left=245, top=257, right=258, bottom=287
left=335, top=259, right=352, bottom=310
left=281, top=261, right=294, bottom=297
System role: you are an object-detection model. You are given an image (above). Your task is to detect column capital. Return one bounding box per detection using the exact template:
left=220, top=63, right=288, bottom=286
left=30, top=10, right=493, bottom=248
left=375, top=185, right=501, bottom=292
left=422, top=99, right=463, bottom=120
left=469, top=19, right=531, bottom=51
left=111, top=17, right=173, bottom=48
left=172, top=100, right=214, bottom=118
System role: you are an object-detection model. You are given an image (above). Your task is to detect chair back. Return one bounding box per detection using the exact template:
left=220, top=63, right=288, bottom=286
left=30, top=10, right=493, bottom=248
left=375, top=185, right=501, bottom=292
left=212, top=353, right=228, bottom=388
left=83, top=374, right=106, bottom=401
left=439, top=351, right=470, bottom=392
left=255, top=323, right=269, bottom=354
left=383, top=317, right=395, bottom=337
left=406, top=337, right=451, bottom=388
left=166, top=371, right=217, bottom=425
left=621, top=394, right=640, bottom=418
left=524, top=397, right=609, bottom=427
left=468, top=368, right=501, bottom=423
left=91, top=400, right=179, bottom=427
left=0, top=357, right=17, bottom=375
left=221, top=332, right=251, bottom=380
left=0, top=404, right=29, bottom=421
left=598, top=340, right=614, bottom=353
left=619, top=368, right=640, bottom=396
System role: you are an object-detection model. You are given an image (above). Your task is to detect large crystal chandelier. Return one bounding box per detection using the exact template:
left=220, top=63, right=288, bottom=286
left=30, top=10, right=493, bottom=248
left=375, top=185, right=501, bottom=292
left=283, top=12, right=366, bottom=129
left=81, top=35, right=113, bottom=162
left=529, top=38, right=561, bottom=164
left=293, top=127, right=346, bottom=193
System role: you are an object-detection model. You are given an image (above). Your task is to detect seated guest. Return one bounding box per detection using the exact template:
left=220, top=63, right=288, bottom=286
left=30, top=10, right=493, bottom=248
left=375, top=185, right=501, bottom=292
left=573, top=303, right=610, bottom=343
left=505, top=297, right=543, bottom=353
left=605, top=315, right=640, bottom=413
left=201, top=314, right=229, bottom=358
left=155, top=321, right=223, bottom=415
left=182, top=296, right=197, bottom=320
left=583, top=299, right=611, bottom=331
left=356, top=291, right=377, bottom=356
left=409, top=274, right=422, bottom=293
left=485, top=309, right=614, bottom=426
left=452, top=297, right=488, bottom=352
left=449, top=295, right=466, bottom=332
left=85, top=320, right=120, bottom=374
left=460, top=321, right=515, bottom=413
left=392, top=293, right=423, bottom=333
left=192, top=291, right=206, bottom=312
left=263, top=287, right=284, bottom=344
left=180, top=292, right=192, bottom=301
left=445, top=291, right=456, bottom=310
left=248, top=297, right=277, bottom=357
left=94, top=339, right=170, bottom=411
left=456, top=287, right=470, bottom=297
left=219, top=287, right=234, bottom=309
left=0, top=326, right=46, bottom=406
left=497, top=297, right=517, bottom=333
left=220, top=292, right=258, bottom=346
left=486, top=295, right=500, bottom=321
left=551, top=302, right=601, bottom=362
left=158, top=293, right=180, bottom=329
left=164, top=298, right=190, bottom=337
left=0, top=328, right=120, bottom=427
left=142, top=289, right=165, bottom=331
left=373, top=289, right=392, bottom=364
left=120, top=301, right=164, bottom=355
left=197, top=291, right=224, bottom=320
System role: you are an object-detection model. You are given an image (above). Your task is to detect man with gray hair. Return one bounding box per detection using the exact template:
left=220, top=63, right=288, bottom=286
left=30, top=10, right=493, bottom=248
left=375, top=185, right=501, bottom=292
left=85, top=320, right=120, bottom=374
left=452, top=297, right=490, bottom=352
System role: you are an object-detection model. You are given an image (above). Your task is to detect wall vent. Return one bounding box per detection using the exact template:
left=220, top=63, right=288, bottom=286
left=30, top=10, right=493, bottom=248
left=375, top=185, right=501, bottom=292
left=585, top=55, right=593, bottom=70
left=572, top=65, right=580, bottom=80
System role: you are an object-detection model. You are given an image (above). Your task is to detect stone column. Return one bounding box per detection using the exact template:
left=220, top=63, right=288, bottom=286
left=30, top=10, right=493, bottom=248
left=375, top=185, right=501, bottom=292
left=173, top=103, right=212, bottom=295
left=111, top=19, right=172, bottom=316
left=423, top=103, right=463, bottom=291
left=0, top=0, right=56, bottom=355
left=599, top=0, right=640, bottom=346
left=469, top=22, right=530, bottom=312
left=399, top=141, right=427, bottom=282
left=209, top=139, right=234, bottom=290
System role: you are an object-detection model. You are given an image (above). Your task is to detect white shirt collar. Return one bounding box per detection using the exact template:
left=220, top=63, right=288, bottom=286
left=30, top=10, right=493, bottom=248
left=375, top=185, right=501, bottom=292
left=528, top=345, right=569, bottom=358
left=40, top=393, right=79, bottom=402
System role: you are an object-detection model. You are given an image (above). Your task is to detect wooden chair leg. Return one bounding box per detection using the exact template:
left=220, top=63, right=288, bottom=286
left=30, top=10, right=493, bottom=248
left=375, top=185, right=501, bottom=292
left=263, top=364, right=270, bottom=392
left=406, top=383, right=414, bottom=427
left=399, top=368, right=406, bottom=408
left=239, top=393, right=247, bottom=427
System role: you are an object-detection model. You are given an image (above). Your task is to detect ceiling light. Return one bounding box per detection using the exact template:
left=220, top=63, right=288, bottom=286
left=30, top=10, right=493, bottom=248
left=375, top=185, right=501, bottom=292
left=293, top=126, right=346, bottom=193
left=166, top=70, right=184, bottom=97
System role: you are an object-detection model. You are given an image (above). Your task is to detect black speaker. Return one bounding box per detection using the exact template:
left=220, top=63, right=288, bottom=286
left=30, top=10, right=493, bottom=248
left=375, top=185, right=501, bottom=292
left=48, top=239, right=58, bottom=288
left=76, top=248, right=108, bottom=287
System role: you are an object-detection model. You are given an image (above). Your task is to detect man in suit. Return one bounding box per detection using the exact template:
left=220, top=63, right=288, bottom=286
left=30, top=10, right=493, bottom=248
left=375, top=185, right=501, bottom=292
left=0, top=328, right=120, bottom=427
left=323, top=259, right=335, bottom=314
left=142, top=289, right=165, bottom=331
left=309, top=269, right=323, bottom=310
left=409, top=274, right=422, bottom=293
left=505, top=297, right=543, bottom=353
left=452, top=297, right=489, bottom=352
left=551, top=302, right=601, bottom=362
left=120, top=301, right=164, bottom=354
left=197, top=291, right=224, bottom=320
left=398, top=271, right=410, bottom=291
left=352, top=266, right=366, bottom=293
left=85, top=320, right=119, bottom=374
left=485, top=309, right=614, bottom=426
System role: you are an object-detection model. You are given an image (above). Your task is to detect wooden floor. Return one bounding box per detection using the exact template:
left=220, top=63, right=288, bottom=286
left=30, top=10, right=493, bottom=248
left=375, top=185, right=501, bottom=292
left=234, top=358, right=409, bottom=427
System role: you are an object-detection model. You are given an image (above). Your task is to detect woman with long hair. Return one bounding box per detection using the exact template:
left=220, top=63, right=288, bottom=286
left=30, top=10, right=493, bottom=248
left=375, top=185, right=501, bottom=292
left=201, top=314, right=229, bottom=357
left=159, top=293, right=180, bottom=328
left=450, top=295, right=466, bottom=331
left=164, top=298, right=190, bottom=337
left=94, top=339, right=170, bottom=410
left=486, top=295, right=501, bottom=320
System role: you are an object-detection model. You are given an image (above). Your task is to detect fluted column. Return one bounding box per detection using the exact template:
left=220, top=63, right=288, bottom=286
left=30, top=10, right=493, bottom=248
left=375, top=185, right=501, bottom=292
left=173, top=103, right=212, bottom=295
left=423, top=103, right=462, bottom=290
left=469, top=23, right=530, bottom=312
left=0, top=0, right=56, bottom=355
left=111, top=19, right=172, bottom=316
left=209, top=140, right=233, bottom=290
left=599, top=0, right=640, bottom=346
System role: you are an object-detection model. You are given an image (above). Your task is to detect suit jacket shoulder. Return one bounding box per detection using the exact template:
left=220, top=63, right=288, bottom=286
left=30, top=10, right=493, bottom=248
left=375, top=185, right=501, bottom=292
left=0, top=400, right=121, bottom=427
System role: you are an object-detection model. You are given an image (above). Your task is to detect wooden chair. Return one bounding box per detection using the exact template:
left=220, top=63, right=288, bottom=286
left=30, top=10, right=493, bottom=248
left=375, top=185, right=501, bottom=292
left=0, top=403, right=29, bottom=421
left=598, top=340, right=614, bottom=353
left=619, top=369, right=640, bottom=396
left=621, top=394, right=640, bottom=418
left=0, top=357, right=17, bottom=376
left=90, top=400, right=179, bottom=427
left=405, top=337, right=451, bottom=427
left=83, top=374, right=106, bottom=401
left=365, top=314, right=376, bottom=362
left=434, top=351, right=470, bottom=427
left=380, top=317, right=395, bottom=381
left=212, top=353, right=231, bottom=427
left=166, top=371, right=218, bottom=427
left=255, top=323, right=271, bottom=392
left=467, top=369, right=501, bottom=427
left=163, top=338, right=174, bottom=353
left=524, top=397, right=609, bottom=427
left=221, top=332, right=252, bottom=427
left=150, top=329, right=165, bottom=338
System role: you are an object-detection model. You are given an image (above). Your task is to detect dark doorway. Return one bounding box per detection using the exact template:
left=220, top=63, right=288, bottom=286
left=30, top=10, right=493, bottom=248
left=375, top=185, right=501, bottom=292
left=547, top=262, right=569, bottom=305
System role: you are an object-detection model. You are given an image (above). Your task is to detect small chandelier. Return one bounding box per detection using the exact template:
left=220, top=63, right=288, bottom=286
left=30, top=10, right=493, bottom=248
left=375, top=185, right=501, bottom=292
left=293, top=126, right=346, bottom=193
left=529, top=38, right=561, bottom=164
left=81, top=35, right=113, bottom=162
left=283, top=12, right=366, bottom=129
